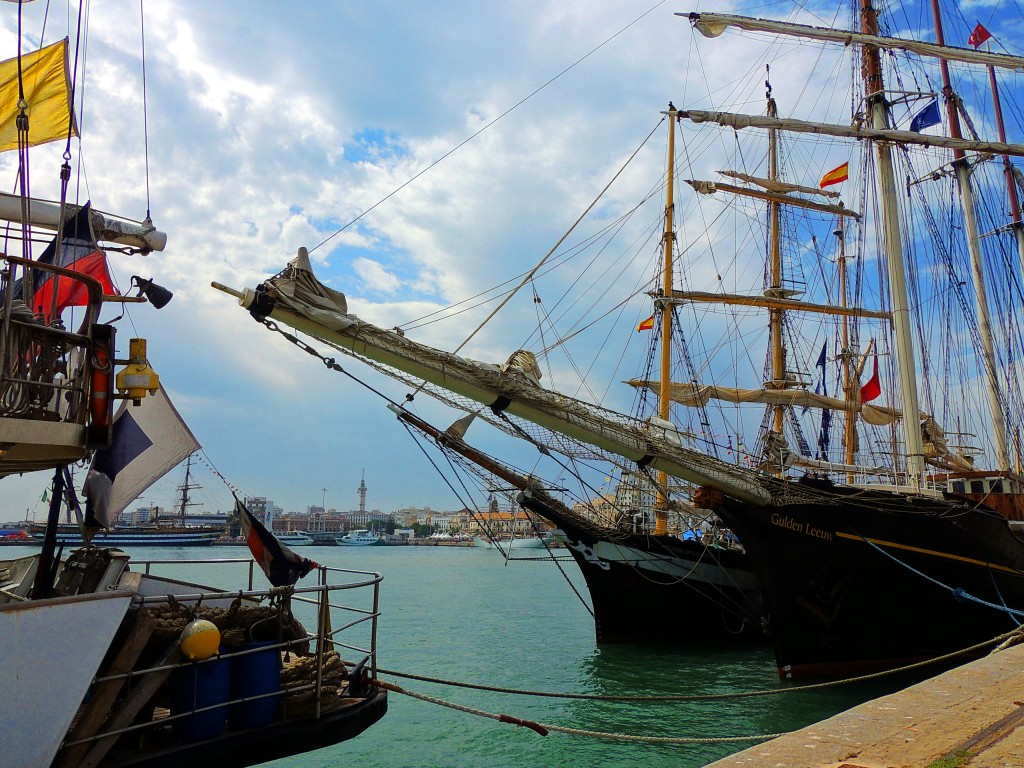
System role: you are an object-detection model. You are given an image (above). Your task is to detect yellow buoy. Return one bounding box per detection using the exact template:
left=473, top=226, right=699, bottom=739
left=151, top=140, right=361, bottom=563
left=179, top=619, right=220, bottom=660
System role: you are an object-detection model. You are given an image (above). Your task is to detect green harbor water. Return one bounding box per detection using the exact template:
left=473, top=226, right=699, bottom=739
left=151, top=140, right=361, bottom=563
left=9, top=543, right=919, bottom=767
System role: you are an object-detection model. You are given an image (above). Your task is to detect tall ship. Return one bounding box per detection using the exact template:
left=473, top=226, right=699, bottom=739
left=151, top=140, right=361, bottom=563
left=217, top=1, right=1024, bottom=679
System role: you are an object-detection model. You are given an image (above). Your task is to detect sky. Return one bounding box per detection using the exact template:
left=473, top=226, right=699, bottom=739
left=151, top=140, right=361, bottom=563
left=2, top=0, right=1022, bottom=520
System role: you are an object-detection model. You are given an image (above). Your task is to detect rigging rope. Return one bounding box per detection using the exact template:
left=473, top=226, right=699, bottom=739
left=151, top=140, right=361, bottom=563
left=450, top=118, right=664, bottom=357
left=308, top=0, right=669, bottom=256
left=374, top=625, right=1023, bottom=702
left=855, top=532, right=1024, bottom=620
left=139, top=0, right=152, bottom=220
left=371, top=679, right=786, bottom=745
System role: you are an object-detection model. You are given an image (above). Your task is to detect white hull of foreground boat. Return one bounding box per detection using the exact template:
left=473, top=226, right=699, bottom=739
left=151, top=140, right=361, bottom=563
left=0, top=590, right=135, bottom=767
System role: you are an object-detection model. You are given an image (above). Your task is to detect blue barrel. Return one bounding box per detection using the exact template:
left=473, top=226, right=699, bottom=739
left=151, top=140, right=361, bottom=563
left=229, top=641, right=281, bottom=729
left=170, top=656, right=232, bottom=741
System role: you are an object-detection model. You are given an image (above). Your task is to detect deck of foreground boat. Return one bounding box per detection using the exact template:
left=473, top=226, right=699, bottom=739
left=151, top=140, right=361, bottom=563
left=706, top=641, right=1024, bottom=767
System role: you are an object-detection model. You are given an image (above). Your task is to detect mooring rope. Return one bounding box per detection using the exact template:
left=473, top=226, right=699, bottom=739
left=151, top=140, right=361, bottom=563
left=374, top=625, right=1024, bottom=702
left=371, top=679, right=785, bottom=744
left=856, top=532, right=1024, bottom=619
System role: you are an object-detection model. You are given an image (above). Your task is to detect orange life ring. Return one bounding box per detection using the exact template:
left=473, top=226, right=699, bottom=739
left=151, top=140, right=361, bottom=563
left=89, top=340, right=113, bottom=433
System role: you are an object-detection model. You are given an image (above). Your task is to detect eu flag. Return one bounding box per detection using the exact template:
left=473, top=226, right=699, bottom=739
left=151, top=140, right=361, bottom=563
left=909, top=99, right=941, bottom=133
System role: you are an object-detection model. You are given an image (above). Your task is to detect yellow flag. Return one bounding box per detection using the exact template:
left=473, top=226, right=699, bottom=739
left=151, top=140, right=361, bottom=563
left=637, top=315, right=655, bottom=331
left=0, top=39, right=78, bottom=153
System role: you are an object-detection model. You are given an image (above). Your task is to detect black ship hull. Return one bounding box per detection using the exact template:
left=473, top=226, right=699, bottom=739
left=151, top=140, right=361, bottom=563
left=517, top=494, right=767, bottom=645
left=707, top=479, right=1024, bottom=679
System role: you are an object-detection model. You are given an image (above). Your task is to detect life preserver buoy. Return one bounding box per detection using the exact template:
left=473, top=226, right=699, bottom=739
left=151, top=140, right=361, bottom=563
left=89, top=339, right=113, bottom=433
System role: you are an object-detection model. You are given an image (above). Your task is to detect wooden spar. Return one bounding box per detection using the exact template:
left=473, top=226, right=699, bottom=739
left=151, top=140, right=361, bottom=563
left=861, top=0, right=925, bottom=488
left=681, top=11, right=1024, bottom=72
left=929, top=1, right=1009, bottom=471
left=0, top=192, right=166, bottom=252
left=664, top=289, right=889, bottom=319
left=679, top=109, right=1024, bottom=158
left=655, top=107, right=677, bottom=535
left=685, top=179, right=859, bottom=218
left=717, top=169, right=840, bottom=199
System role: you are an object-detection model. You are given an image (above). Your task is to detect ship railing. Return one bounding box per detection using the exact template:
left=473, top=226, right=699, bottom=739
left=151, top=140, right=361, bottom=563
left=0, top=254, right=104, bottom=428
left=55, top=557, right=384, bottom=760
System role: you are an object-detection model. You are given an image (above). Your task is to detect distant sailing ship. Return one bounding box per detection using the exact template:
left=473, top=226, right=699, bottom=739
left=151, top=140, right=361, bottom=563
left=219, top=1, right=1024, bottom=678
left=31, top=454, right=224, bottom=547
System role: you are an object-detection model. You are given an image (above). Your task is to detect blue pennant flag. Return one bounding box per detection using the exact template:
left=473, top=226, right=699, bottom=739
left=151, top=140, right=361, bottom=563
left=909, top=99, right=941, bottom=132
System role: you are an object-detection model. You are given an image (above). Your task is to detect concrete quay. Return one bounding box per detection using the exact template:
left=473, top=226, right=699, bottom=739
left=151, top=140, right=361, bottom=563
left=706, top=642, right=1024, bottom=768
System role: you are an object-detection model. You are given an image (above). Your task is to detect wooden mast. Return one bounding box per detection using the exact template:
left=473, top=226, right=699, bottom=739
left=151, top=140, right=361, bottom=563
left=860, top=0, right=925, bottom=488
left=986, top=63, right=1024, bottom=274
left=177, top=454, right=192, bottom=527
left=654, top=105, right=677, bottom=535
left=836, top=212, right=858, bottom=480
left=766, top=74, right=786, bottom=451
left=929, top=0, right=1009, bottom=471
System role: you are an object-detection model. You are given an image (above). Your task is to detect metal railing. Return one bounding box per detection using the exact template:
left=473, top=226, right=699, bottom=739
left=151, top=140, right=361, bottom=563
left=57, top=557, right=384, bottom=759
left=0, top=254, right=104, bottom=426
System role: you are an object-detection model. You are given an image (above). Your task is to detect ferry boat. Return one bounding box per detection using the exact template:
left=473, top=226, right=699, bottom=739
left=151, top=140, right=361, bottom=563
left=275, top=531, right=314, bottom=547
left=336, top=529, right=383, bottom=546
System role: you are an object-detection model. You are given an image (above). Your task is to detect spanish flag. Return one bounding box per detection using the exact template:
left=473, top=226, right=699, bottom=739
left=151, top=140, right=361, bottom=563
left=0, top=39, right=78, bottom=152
left=637, top=315, right=655, bottom=331
left=819, top=162, right=849, bottom=189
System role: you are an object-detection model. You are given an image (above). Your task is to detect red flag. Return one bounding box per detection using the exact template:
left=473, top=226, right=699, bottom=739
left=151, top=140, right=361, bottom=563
left=968, top=23, right=992, bottom=49
left=236, top=498, right=318, bottom=586
left=23, top=203, right=115, bottom=321
left=637, top=315, right=655, bottom=331
left=860, top=356, right=881, bottom=403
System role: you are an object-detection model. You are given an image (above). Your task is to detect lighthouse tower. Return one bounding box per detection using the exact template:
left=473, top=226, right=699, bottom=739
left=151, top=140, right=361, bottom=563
left=358, top=470, right=367, bottom=514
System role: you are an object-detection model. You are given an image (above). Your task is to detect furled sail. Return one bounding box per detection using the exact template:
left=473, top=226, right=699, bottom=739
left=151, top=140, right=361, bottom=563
left=716, top=170, right=839, bottom=199
left=626, top=380, right=901, bottom=426
left=214, top=252, right=773, bottom=505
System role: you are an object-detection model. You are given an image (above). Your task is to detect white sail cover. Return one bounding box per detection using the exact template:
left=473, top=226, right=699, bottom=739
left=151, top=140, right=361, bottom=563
left=628, top=380, right=901, bottom=426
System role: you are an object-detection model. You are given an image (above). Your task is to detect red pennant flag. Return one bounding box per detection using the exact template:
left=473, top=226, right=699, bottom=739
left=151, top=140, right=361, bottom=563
left=236, top=498, right=318, bottom=586
left=968, top=23, right=992, bottom=49
left=637, top=315, right=655, bottom=332
left=860, top=356, right=881, bottom=403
